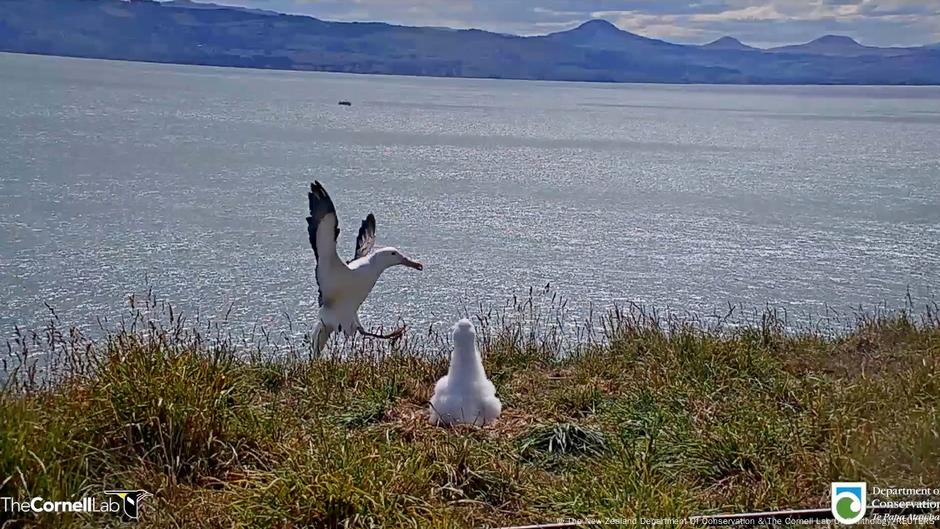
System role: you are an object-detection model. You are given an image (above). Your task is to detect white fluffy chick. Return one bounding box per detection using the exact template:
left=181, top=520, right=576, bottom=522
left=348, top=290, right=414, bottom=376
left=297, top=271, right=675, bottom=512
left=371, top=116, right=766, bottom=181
left=429, top=319, right=502, bottom=426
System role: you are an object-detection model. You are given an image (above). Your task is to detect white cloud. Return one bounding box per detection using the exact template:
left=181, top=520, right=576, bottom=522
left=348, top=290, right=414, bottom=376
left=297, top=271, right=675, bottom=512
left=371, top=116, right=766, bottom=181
left=691, top=5, right=785, bottom=22
left=590, top=10, right=708, bottom=39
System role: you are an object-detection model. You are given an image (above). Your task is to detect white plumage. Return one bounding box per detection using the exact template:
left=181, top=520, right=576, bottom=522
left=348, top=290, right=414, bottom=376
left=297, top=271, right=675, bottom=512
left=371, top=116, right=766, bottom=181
left=306, top=181, right=423, bottom=353
left=430, top=319, right=502, bottom=426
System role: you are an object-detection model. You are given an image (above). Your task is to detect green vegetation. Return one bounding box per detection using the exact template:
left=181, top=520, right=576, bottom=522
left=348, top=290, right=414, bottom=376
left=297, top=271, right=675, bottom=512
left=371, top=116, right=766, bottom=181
left=2, top=294, right=939, bottom=528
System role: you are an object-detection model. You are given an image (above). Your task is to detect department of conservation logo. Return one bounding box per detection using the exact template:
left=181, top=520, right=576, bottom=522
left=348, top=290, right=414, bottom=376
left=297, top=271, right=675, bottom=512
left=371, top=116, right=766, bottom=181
left=832, top=482, right=867, bottom=524
left=104, top=490, right=152, bottom=521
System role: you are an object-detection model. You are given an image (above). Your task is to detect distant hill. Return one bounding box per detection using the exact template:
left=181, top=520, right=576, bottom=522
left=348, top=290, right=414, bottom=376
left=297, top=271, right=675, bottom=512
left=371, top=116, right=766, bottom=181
left=1, top=0, right=939, bottom=84
left=540, top=19, right=682, bottom=53
left=161, top=0, right=278, bottom=16
left=701, top=37, right=758, bottom=52
left=768, top=35, right=915, bottom=57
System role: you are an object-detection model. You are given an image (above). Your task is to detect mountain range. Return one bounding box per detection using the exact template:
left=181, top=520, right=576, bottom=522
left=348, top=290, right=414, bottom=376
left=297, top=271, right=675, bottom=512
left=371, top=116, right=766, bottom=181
left=1, top=0, right=939, bottom=84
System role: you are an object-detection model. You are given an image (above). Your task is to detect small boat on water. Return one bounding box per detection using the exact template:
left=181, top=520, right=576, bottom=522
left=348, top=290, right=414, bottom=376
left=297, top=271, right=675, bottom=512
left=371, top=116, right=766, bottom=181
left=338, top=100, right=352, bottom=106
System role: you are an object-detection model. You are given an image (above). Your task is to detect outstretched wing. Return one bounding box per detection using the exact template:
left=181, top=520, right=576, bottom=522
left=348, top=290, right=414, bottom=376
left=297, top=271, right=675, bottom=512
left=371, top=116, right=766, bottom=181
left=307, top=181, right=340, bottom=262
left=306, top=181, right=340, bottom=307
left=350, top=213, right=376, bottom=263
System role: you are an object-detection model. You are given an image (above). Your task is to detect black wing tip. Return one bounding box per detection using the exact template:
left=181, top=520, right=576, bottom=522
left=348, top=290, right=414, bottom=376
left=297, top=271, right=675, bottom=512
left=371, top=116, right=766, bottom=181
left=352, top=213, right=377, bottom=261
left=309, top=181, right=329, bottom=198
left=307, top=181, right=339, bottom=259
left=308, top=181, right=336, bottom=216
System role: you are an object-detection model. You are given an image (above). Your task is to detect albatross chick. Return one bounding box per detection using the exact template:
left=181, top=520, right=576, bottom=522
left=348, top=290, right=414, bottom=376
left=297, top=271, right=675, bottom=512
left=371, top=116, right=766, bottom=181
left=430, top=319, right=502, bottom=426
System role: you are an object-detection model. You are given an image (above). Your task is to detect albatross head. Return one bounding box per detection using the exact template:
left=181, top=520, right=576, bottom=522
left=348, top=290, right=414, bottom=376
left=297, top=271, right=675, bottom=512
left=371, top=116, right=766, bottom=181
left=452, top=319, right=476, bottom=353
left=371, top=247, right=423, bottom=271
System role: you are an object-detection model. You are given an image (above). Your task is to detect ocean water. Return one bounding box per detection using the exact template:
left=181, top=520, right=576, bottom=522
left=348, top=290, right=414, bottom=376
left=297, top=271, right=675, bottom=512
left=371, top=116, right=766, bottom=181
left=1, top=52, right=939, bottom=338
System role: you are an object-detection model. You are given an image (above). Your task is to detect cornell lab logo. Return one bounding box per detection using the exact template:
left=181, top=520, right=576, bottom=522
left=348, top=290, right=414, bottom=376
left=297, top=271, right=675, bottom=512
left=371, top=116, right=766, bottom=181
left=831, top=482, right=867, bottom=524
left=104, top=490, right=151, bottom=521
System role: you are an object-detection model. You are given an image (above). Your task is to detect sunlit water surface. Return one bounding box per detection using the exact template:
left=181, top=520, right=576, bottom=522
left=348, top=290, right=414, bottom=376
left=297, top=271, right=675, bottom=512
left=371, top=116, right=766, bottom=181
left=2, top=53, right=939, bottom=339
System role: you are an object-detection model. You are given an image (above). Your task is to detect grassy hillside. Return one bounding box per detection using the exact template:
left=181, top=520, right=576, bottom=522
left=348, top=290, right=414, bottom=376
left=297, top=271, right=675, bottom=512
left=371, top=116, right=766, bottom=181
left=2, top=294, right=939, bottom=528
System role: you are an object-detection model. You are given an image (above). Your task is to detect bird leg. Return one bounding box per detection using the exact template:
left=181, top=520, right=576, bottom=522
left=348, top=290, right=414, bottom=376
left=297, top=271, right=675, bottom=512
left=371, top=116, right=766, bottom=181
left=357, top=324, right=408, bottom=341
left=313, top=321, right=333, bottom=354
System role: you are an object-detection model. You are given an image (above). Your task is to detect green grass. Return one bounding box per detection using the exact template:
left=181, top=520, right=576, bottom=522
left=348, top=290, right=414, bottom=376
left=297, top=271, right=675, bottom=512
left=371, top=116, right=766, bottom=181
left=2, top=295, right=939, bottom=528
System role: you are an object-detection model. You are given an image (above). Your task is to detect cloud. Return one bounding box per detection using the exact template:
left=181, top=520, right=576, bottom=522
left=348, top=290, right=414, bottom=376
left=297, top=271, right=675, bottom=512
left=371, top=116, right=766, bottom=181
left=590, top=10, right=708, bottom=40
left=203, top=0, right=940, bottom=46
left=690, top=5, right=785, bottom=22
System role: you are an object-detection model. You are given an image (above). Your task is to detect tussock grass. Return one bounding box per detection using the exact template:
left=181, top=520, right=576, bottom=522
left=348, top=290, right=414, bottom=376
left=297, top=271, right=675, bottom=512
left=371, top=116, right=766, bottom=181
left=518, top=423, right=608, bottom=458
left=2, top=292, right=939, bottom=528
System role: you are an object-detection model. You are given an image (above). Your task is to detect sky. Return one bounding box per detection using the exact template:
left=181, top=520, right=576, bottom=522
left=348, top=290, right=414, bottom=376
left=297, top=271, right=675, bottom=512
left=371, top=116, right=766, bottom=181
left=187, top=0, right=940, bottom=47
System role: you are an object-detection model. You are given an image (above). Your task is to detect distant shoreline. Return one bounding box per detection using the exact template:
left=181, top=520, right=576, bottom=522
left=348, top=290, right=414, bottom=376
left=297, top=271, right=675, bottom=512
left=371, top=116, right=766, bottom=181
left=3, top=0, right=940, bottom=87
left=6, top=51, right=940, bottom=88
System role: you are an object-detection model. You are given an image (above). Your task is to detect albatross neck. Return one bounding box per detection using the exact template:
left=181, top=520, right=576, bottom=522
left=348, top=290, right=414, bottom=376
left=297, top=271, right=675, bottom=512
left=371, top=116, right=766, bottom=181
left=360, top=254, right=395, bottom=278
left=448, top=338, right=484, bottom=380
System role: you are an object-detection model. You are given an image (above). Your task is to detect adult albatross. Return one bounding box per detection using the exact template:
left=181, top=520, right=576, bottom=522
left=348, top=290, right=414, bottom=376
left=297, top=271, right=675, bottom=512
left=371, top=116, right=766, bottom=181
left=307, top=181, right=423, bottom=352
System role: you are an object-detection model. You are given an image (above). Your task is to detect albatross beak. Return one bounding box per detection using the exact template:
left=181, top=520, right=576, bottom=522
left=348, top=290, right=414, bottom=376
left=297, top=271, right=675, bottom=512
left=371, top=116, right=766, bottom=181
left=404, top=258, right=423, bottom=271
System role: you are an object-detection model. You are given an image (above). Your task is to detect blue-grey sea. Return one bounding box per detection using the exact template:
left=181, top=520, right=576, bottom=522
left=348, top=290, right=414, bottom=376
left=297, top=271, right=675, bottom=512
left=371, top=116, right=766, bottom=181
left=2, top=52, right=939, bottom=337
